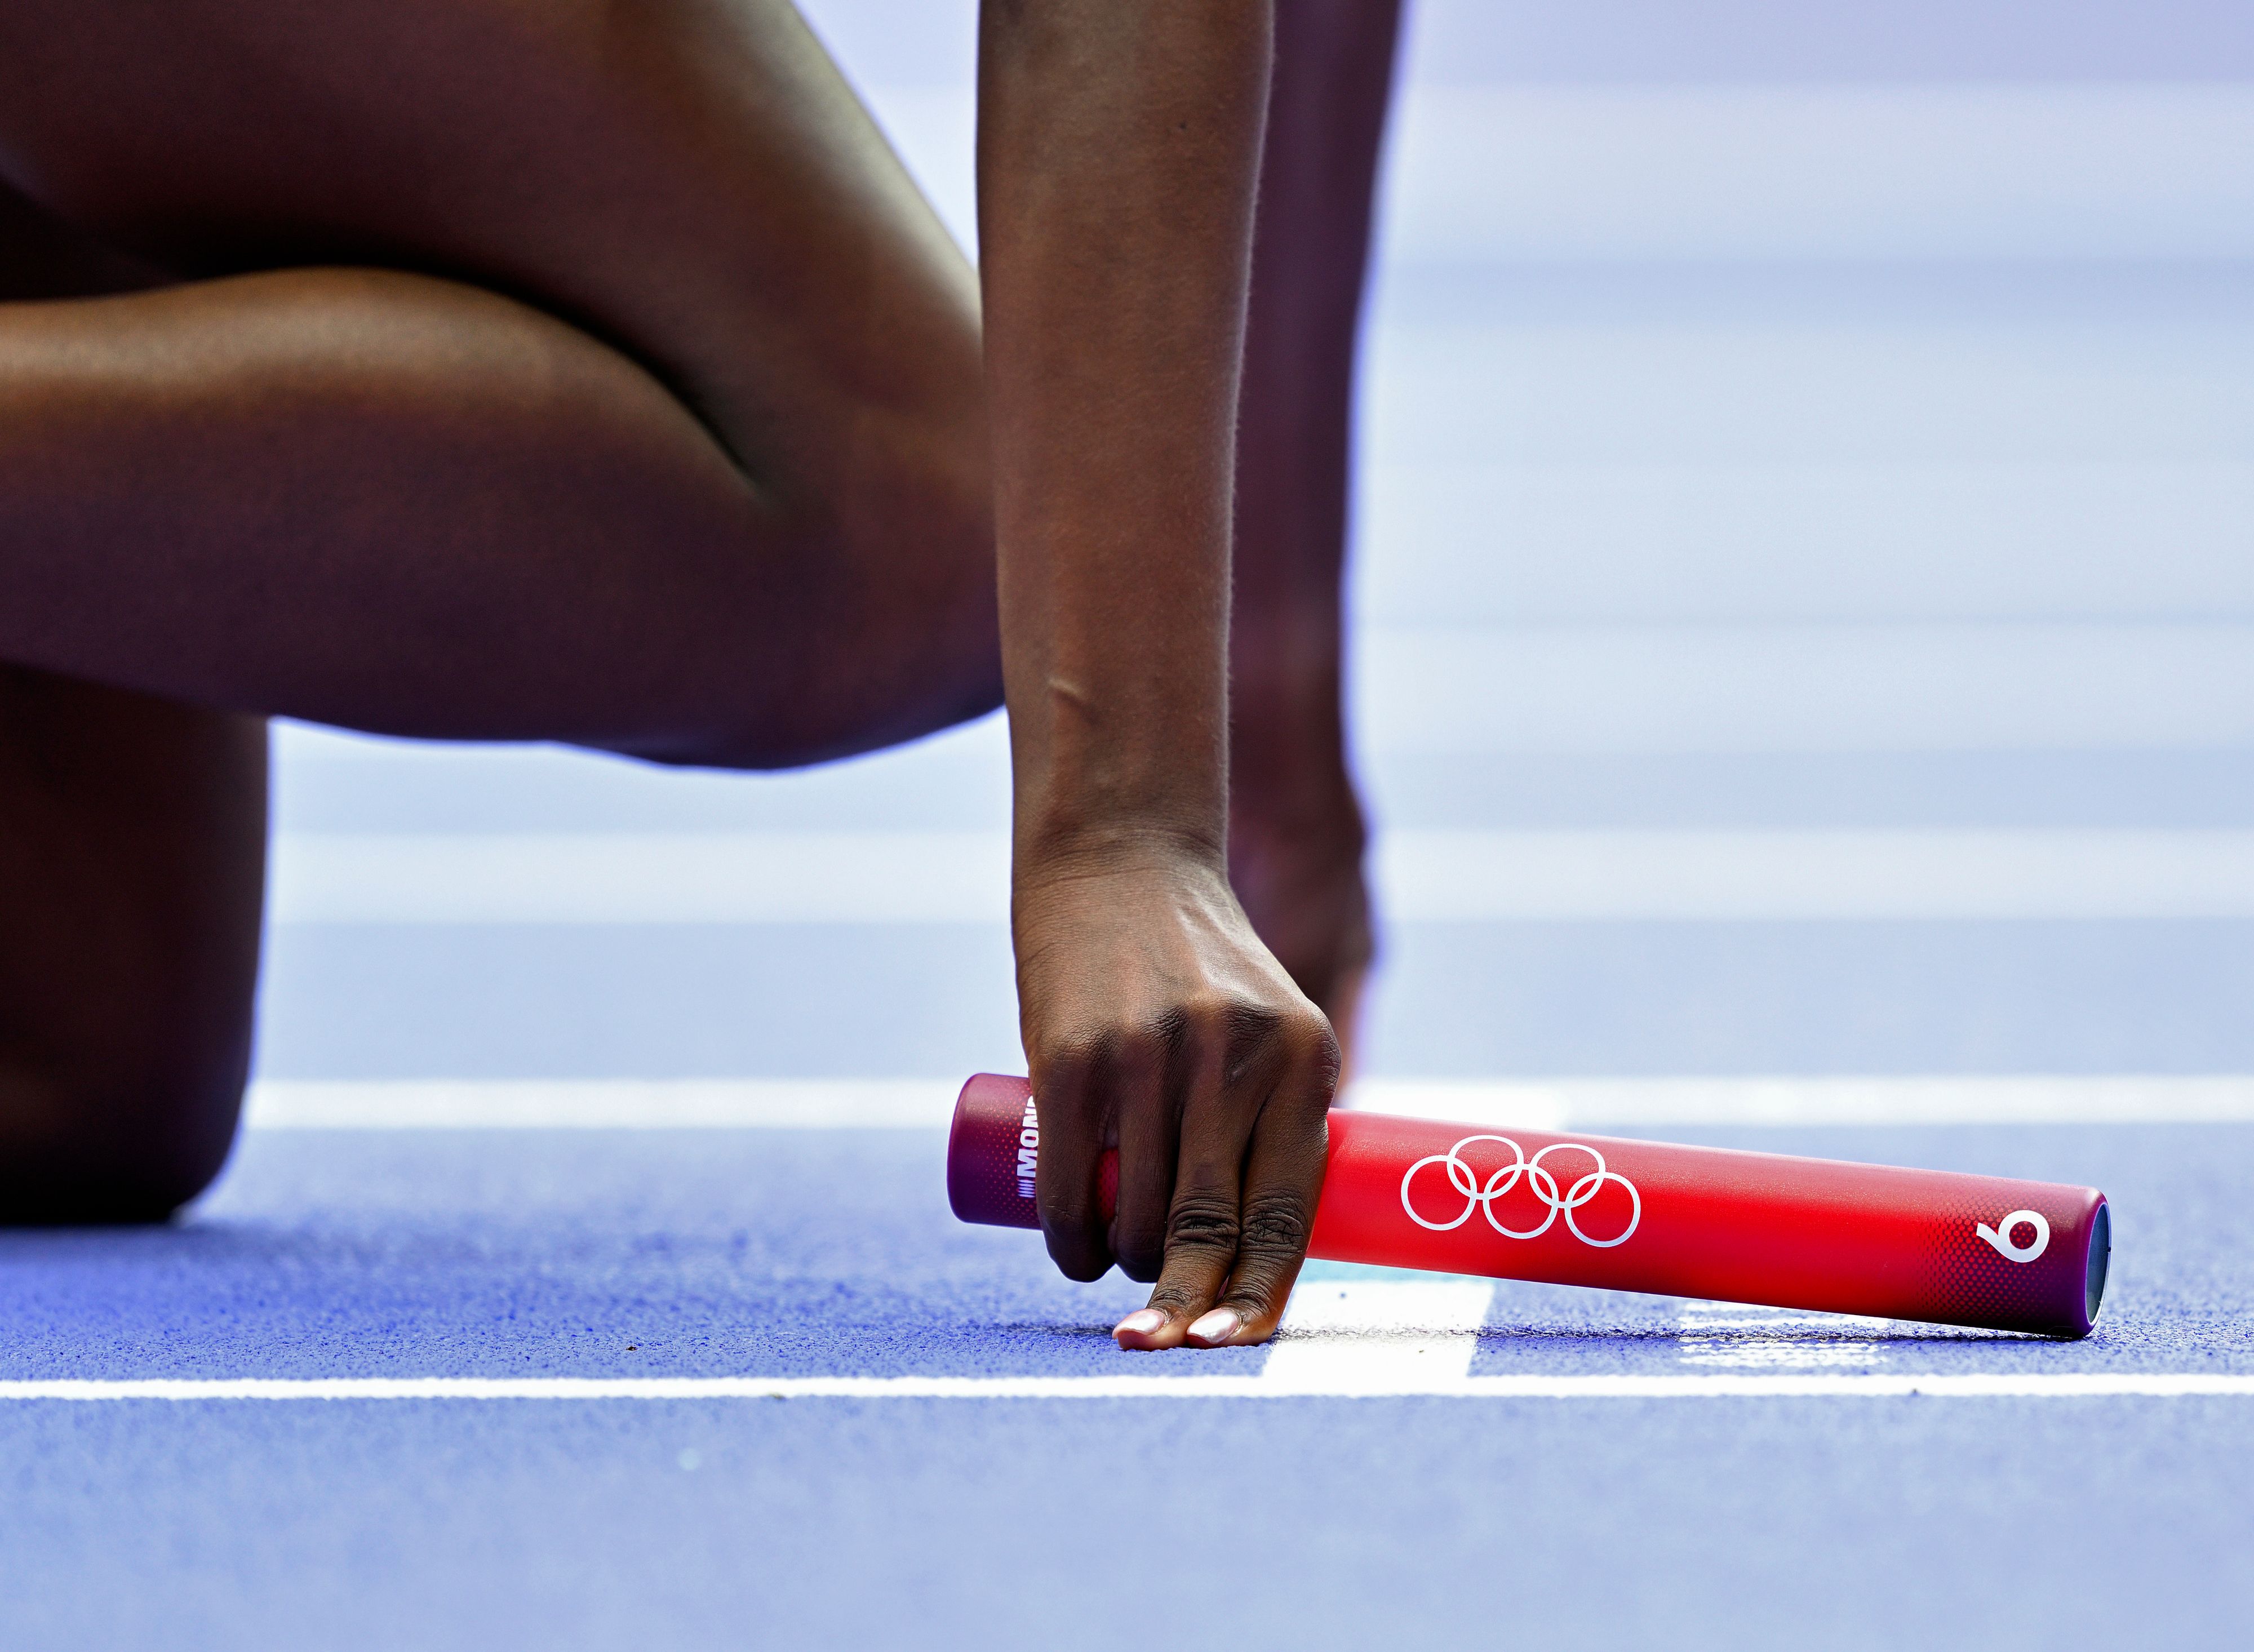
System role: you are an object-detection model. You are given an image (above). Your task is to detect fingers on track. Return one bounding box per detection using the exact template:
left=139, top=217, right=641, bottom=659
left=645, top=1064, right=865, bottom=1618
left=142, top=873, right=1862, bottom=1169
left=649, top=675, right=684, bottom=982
left=1125, top=1004, right=1337, bottom=1350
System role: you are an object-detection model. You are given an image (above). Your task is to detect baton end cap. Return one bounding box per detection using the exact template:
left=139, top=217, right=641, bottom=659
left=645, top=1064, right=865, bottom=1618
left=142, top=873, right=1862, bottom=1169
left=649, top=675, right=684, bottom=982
left=947, top=1073, right=1041, bottom=1230
left=2082, top=1197, right=2111, bottom=1333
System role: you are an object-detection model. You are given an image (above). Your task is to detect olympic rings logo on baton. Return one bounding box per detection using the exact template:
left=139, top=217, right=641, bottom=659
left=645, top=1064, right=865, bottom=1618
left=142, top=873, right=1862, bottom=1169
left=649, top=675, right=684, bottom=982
left=1399, top=1135, right=1641, bottom=1248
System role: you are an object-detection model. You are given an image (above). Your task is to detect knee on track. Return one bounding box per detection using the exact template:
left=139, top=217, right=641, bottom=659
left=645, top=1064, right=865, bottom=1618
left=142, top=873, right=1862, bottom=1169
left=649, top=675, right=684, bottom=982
left=0, top=1059, right=245, bottom=1225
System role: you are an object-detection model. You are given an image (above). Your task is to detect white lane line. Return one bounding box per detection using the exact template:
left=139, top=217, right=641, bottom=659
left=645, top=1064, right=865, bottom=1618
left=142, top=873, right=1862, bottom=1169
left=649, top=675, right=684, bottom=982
left=242, top=1079, right=963, bottom=1130
left=269, top=828, right=2254, bottom=925
left=1262, top=1281, right=1496, bottom=1394
left=3, top=1375, right=2249, bottom=1402
left=241, top=1076, right=2254, bottom=1130
left=269, top=832, right=1012, bottom=925
left=1356, top=625, right=2254, bottom=756
left=1363, top=461, right=2254, bottom=629
left=1383, top=85, right=2254, bottom=264
left=1676, top=1300, right=1894, bottom=1370
left=1350, top=1076, right=2254, bottom=1130
left=1381, top=829, right=2254, bottom=922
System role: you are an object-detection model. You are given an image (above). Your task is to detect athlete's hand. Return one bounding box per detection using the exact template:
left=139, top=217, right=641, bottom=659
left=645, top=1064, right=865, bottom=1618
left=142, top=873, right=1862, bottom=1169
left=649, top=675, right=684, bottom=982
left=1013, top=836, right=1341, bottom=1349
left=1228, top=770, right=1373, bottom=1078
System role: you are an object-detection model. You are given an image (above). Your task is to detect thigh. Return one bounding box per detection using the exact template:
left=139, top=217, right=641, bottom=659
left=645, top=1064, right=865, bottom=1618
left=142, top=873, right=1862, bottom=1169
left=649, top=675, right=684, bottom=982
left=0, top=256, right=997, bottom=765
left=0, top=2, right=1000, bottom=765
left=0, top=666, right=266, bottom=1223
left=0, top=0, right=985, bottom=519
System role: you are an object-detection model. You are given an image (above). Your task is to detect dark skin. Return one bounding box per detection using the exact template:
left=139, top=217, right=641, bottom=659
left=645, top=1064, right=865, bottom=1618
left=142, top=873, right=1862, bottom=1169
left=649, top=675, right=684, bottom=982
left=1230, top=0, right=1400, bottom=1082
left=0, top=0, right=1400, bottom=1347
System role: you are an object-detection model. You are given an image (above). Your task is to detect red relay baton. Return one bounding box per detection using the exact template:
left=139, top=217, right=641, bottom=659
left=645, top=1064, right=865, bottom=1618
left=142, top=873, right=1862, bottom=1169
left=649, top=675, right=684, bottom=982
left=947, top=1073, right=2111, bottom=1338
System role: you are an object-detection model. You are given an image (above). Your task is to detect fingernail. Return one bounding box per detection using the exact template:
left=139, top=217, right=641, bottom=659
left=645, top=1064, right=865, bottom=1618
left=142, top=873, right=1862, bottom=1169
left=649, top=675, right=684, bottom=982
left=1186, top=1308, right=1241, bottom=1346
left=1113, top=1309, right=1167, bottom=1344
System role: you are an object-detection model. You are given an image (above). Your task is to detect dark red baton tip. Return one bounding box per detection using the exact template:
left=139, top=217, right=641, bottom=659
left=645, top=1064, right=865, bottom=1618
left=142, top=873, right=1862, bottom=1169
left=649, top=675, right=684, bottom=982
left=947, top=1073, right=1042, bottom=1229
left=947, top=1073, right=1120, bottom=1231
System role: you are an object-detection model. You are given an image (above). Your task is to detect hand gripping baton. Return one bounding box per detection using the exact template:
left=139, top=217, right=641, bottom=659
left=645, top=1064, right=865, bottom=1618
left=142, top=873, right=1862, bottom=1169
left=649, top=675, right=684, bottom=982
left=947, top=1074, right=2111, bottom=1338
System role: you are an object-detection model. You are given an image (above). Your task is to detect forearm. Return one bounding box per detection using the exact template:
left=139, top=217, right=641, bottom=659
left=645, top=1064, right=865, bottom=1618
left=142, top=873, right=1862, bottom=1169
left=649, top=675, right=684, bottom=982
left=1231, top=0, right=1397, bottom=731
left=977, top=1, right=1272, bottom=867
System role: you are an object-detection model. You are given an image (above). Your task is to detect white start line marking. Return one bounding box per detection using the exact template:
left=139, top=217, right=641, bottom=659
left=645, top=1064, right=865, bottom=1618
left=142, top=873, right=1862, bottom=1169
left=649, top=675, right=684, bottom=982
left=8, top=1286, right=2238, bottom=1401
left=238, top=1074, right=2254, bottom=1130
left=0, top=1375, right=2248, bottom=1402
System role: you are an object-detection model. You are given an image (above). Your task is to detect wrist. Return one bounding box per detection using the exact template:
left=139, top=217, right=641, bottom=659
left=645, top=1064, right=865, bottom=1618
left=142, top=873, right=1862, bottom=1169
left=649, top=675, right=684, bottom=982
left=1010, top=707, right=1229, bottom=879
left=1013, top=809, right=1229, bottom=888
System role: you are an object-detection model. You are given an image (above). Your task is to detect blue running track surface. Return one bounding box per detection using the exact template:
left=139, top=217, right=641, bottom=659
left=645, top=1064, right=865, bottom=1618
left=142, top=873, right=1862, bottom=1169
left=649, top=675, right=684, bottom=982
left=2, top=1122, right=2251, bottom=1650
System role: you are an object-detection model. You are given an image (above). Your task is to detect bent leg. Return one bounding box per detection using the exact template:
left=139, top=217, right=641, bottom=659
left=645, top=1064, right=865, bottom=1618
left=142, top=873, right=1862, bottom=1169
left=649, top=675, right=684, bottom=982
left=0, top=190, right=263, bottom=1225
left=0, top=0, right=1001, bottom=769
left=0, top=5, right=1005, bottom=1220
left=1229, top=0, right=1404, bottom=1058
left=0, top=264, right=997, bottom=769
left=0, top=668, right=265, bottom=1222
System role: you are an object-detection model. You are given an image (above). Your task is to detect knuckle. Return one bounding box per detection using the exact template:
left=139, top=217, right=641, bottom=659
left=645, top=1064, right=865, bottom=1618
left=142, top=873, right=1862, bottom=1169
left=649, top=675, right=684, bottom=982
left=1031, top=1033, right=1106, bottom=1098
left=1175, top=993, right=1237, bottom=1050
left=1164, top=1194, right=1243, bottom=1258
left=1173, top=986, right=1227, bottom=1020
left=1145, top=1281, right=1209, bottom=1316
left=1034, top=1178, right=1089, bottom=1222
left=1116, top=1015, right=1179, bottom=1074
left=1041, top=1229, right=1112, bottom=1284
left=1048, top=1014, right=1188, bottom=1090
left=1219, top=1005, right=1288, bottom=1085
left=1236, top=1191, right=1314, bottom=1258
left=1113, top=1216, right=1169, bottom=1282
left=1150, top=1005, right=1194, bottom=1056
left=1036, top=1197, right=1098, bottom=1250
left=1115, top=1242, right=1164, bottom=1285
left=1222, top=997, right=1286, bottom=1049
left=1279, top=1005, right=1341, bottom=1074
left=1293, top=1006, right=1342, bottom=1067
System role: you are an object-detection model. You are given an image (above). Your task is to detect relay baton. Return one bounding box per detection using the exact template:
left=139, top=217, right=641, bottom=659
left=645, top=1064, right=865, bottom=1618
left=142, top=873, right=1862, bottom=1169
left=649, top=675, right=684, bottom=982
left=947, top=1074, right=2111, bottom=1338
